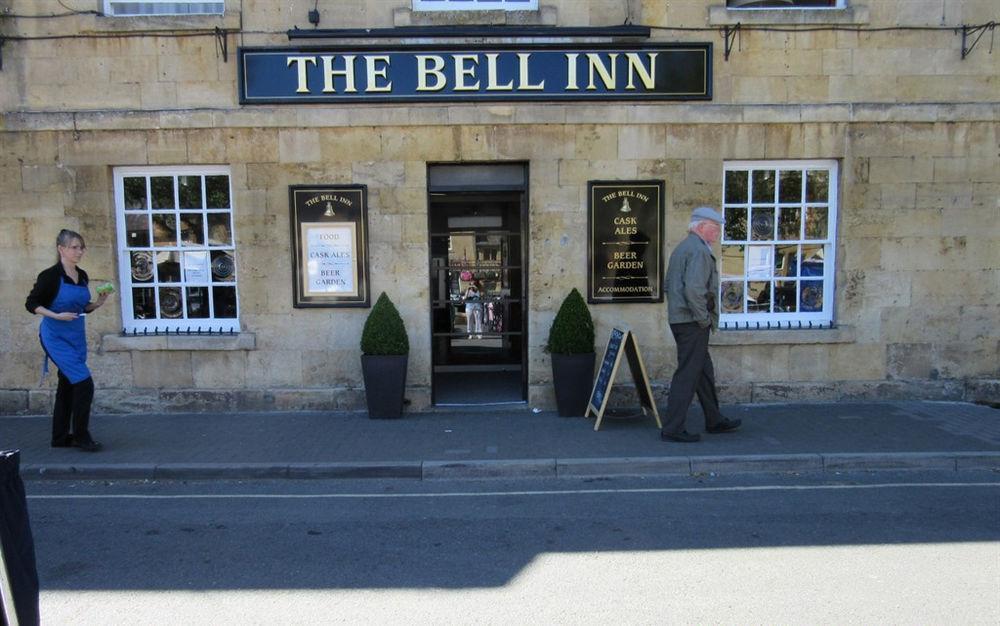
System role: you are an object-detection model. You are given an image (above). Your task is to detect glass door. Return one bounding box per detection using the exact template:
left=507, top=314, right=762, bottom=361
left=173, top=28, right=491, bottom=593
left=429, top=191, right=526, bottom=405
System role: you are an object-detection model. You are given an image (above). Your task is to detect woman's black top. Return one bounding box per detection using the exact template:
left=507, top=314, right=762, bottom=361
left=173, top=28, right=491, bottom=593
left=25, top=263, right=89, bottom=313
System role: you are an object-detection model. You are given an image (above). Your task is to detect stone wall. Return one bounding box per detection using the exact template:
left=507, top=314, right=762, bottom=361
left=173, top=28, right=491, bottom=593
left=0, top=0, right=997, bottom=414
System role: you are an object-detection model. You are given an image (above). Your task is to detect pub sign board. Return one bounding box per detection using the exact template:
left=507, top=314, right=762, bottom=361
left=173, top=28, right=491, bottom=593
left=239, top=43, right=711, bottom=104
left=289, top=185, right=371, bottom=308
left=587, top=180, right=664, bottom=304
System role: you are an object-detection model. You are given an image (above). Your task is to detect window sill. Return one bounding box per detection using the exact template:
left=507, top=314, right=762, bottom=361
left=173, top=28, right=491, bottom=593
left=710, top=325, right=855, bottom=346
left=708, top=4, right=869, bottom=26
left=86, top=10, right=240, bottom=34
left=393, top=8, right=554, bottom=27
left=101, top=333, right=255, bottom=352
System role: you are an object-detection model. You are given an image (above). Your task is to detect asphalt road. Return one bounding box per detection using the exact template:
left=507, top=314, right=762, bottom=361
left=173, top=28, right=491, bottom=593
left=22, top=470, right=1000, bottom=625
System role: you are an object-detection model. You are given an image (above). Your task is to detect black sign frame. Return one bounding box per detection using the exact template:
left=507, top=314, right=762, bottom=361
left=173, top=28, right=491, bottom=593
left=587, top=180, right=665, bottom=304
left=239, top=43, right=712, bottom=104
left=289, top=185, right=371, bottom=308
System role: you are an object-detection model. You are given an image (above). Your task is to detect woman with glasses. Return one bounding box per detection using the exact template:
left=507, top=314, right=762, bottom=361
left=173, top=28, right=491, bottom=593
left=25, top=229, right=112, bottom=452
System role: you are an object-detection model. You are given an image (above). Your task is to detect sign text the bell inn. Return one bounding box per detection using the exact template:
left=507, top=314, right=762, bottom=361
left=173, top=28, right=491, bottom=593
left=239, top=44, right=711, bottom=104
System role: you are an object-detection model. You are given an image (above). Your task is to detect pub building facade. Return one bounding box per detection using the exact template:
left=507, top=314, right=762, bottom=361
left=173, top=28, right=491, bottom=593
left=1, top=0, right=997, bottom=415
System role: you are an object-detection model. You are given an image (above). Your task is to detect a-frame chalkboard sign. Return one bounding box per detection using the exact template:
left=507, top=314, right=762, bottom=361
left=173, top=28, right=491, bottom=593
left=585, top=327, right=663, bottom=431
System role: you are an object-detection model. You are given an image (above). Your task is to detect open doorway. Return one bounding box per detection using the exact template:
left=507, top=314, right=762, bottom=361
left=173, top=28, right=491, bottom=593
left=427, top=163, right=528, bottom=406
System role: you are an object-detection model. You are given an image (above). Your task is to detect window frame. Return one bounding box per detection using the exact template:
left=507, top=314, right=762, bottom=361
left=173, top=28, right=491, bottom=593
left=412, top=0, right=539, bottom=12
left=113, top=165, right=240, bottom=335
left=103, top=1, right=225, bottom=17
left=726, top=0, right=846, bottom=9
left=719, top=159, right=839, bottom=330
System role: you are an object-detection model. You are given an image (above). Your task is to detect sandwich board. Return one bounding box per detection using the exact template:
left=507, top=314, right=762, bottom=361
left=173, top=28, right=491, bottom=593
left=585, top=327, right=662, bottom=431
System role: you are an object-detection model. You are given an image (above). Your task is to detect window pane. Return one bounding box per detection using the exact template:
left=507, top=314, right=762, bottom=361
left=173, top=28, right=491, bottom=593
left=720, top=245, right=745, bottom=279
left=801, top=245, right=824, bottom=277
left=806, top=170, right=829, bottom=202
left=724, top=207, right=747, bottom=241
left=152, top=213, right=177, bottom=246
left=156, top=251, right=181, bottom=282
left=211, top=250, right=236, bottom=282
left=777, top=207, right=801, bottom=240
left=124, top=177, right=147, bottom=210
left=125, top=214, right=150, bottom=247
left=132, top=287, right=155, bottom=319
left=186, top=287, right=210, bottom=319
left=130, top=251, right=154, bottom=283
left=159, top=286, right=183, bottom=318
left=207, top=213, right=232, bottom=245
left=180, top=213, right=205, bottom=246
left=778, top=170, right=802, bottom=203
left=804, top=207, right=828, bottom=239
left=206, top=175, right=230, bottom=209
left=752, top=170, right=775, bottom=203
left=212, top=286, right=238, bottom=318
left=721, top=281, right=744, bottom=313
left=150, top=176, right=174, bottom=209
left=178, top=175, right=202, bottom=209
left=183, top=251, right=210, bottom=283
left=724, top=170, right=748, bottom=204
left=774, top=244, right=798, bottom=277
left=748, top=281, right=770, bottom=312
left=800, top=280, right=823, bottom=312
left=747, top=245, right=772, bottom=279
left=750, top=207, right=775, bottom=241
left=774, top=281, right=797, bottom=312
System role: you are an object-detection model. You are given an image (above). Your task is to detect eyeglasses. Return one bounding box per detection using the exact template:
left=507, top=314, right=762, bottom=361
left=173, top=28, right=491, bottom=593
left=61, top=244, right=86, bottom=251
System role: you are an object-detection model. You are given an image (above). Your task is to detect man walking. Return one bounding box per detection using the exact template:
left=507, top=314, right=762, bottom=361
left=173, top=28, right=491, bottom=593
left=661, top=207, right=741, bottom=443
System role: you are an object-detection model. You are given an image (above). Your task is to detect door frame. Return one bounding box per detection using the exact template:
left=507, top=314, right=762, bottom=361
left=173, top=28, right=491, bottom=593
left=426, top=161, right=530, bottom=405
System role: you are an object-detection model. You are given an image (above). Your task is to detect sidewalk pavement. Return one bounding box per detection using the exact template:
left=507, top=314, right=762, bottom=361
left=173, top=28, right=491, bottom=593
left=2, top=401, right=999, bottom=481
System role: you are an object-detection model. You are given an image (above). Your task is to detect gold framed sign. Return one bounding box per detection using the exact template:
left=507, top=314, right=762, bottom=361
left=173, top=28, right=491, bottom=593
left=587, top=180, right=664, bottom=304
left=290, top=185, right=370, bottom=307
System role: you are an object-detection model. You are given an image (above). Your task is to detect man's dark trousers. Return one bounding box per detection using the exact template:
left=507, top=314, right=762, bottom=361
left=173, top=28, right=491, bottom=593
left=662, top=322, right=723, bottom=434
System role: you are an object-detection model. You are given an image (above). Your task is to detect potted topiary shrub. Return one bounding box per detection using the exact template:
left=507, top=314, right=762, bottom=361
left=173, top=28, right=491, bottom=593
left=360, top=292, right=410, bottom=419
left=546, top=288, right=596, bottom=417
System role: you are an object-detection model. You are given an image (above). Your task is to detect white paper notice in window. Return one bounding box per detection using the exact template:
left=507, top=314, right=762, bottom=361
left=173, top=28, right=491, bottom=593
left=303, top=223, right=358, bottom=297
left=183, top=251, right=211, bottom=283
left=747, top=245, right=773, bottom=280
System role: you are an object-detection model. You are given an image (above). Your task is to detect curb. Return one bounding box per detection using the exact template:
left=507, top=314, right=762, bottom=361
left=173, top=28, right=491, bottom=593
left=20, top=451, right=1000, bottom=481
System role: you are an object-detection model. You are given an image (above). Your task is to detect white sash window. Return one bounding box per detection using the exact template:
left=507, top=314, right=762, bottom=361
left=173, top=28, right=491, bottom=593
left=113, top=166, right=239, bottom=334
left=719, top=160, right=839, bottom=330
left=413, top=0, right=538, bottom=11
left=104, top=1, right=224, bottom=16
left=727, top=1, right=845, bottom=8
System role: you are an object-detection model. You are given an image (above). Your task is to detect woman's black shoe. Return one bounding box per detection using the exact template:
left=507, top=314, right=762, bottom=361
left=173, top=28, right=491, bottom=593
left=661, top=430, right=701, bottom=443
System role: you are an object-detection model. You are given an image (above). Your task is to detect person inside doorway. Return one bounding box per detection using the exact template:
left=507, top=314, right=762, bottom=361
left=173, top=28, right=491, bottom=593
left=464, top=279, right=483, bottom=339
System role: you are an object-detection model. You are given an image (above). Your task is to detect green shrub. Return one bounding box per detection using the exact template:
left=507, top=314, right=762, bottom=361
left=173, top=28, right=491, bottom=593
left=360, top=292, right=409, bottom=356
left=546, top=288, right=595, bottom=354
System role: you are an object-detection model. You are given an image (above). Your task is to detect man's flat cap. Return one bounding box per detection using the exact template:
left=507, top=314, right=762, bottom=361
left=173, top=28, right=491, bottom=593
left=691, top=206, right=725, bottom=225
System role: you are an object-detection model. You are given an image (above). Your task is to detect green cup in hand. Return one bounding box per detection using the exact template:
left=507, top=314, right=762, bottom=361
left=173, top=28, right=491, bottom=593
left=95, top=282, right=116, bottom=295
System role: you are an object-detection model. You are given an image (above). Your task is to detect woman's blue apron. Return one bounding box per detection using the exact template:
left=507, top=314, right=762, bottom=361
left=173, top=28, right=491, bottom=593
left=39, top=278, right=91, bottom=384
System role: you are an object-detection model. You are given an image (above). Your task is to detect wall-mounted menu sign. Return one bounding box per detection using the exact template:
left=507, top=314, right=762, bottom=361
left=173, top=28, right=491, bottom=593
left=587, top=180, right=664, bottom=304
left=239, top=43, right=711, bottom=104
left=290, top=185, right=370, bottom=308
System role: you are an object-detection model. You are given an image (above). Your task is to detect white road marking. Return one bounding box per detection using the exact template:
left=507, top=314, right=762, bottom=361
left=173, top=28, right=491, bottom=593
left=27, top=481, right=1000, bottom=500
